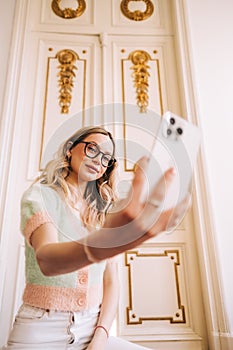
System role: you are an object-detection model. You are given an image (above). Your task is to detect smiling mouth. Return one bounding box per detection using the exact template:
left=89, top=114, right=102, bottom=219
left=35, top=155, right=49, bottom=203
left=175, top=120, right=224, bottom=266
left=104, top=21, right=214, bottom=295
left=85, top=164, right=99, bottom=173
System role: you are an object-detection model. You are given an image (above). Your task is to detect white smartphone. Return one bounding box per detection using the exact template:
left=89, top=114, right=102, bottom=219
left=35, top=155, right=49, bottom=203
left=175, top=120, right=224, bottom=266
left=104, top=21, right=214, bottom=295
left=141, top=111, right=201, bottom=213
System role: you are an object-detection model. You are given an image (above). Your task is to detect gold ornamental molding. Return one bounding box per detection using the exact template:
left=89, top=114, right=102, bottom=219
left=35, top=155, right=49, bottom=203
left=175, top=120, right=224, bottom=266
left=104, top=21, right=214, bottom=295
left=51, top=0, right=86, bottom=19
left=121, top=48, right=164, bottom=172
left=125, top=249, right=186, bottom=324
left=129, top=50, right=151, bottom=113
left=120, top=0, right=154, bottom=21
left=39, top=48, right=86, bottom=169
left=56, top=49, right=79, bottom=114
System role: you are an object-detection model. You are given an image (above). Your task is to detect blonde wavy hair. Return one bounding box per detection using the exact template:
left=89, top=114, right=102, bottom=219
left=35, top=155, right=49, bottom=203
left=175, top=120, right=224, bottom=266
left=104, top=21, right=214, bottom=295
left=38, top=126, right=118, bottom=229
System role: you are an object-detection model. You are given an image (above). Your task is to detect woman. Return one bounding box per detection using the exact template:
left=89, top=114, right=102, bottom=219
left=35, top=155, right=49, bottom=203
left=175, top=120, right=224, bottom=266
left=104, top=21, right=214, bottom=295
left=6, top=126, right=187, bottom=349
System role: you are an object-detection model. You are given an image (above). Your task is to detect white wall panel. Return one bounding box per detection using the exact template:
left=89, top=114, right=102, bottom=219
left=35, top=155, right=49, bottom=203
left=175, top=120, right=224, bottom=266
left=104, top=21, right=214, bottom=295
left=18, top=33, right=101, bottom=179
left=27, top=0, right=95, bottom=32
left=111, top=0, right=172, bottom=35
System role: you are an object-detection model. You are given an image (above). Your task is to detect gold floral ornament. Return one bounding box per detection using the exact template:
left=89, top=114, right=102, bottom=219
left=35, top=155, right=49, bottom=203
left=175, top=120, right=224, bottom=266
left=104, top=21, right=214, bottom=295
left=129, top=50, right=151, bottom=113
left=120, top=0, right=154, bottom=21
left=51, top=0, right=86, bottom=19
left=56, top=49, right=78, bottom=114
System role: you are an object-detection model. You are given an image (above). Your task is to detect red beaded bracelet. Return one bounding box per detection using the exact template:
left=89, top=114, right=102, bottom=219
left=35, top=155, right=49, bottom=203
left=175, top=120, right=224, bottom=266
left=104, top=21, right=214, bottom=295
left=94, top=325, right=109, bottom=338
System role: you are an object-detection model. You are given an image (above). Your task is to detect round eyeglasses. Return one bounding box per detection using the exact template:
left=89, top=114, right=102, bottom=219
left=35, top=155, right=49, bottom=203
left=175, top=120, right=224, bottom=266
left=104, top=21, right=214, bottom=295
left=79, top=141, right=116, bottom=167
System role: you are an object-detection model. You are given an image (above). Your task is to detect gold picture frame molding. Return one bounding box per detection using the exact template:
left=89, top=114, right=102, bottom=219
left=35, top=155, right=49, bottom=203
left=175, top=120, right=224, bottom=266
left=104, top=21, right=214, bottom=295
left=39, top=48, right=86, bottom=170
left=125, top=249, right=186, bottom=324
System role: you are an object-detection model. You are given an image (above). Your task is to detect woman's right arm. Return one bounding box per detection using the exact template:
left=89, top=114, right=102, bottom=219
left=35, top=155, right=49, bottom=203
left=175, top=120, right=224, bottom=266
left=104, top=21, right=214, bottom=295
left=32, top=158, right=190, bottom=276
left=31, top=223, right=92, bottom=276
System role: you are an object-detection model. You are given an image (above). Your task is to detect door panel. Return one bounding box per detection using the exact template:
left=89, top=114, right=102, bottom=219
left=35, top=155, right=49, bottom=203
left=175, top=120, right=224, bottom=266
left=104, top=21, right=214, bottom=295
left=108, top=35, right=207, bottom=348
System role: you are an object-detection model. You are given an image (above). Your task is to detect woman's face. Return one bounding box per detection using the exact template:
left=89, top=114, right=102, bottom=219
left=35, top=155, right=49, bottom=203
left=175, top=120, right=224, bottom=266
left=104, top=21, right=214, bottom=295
left=69, top=133, right=114, bottom=185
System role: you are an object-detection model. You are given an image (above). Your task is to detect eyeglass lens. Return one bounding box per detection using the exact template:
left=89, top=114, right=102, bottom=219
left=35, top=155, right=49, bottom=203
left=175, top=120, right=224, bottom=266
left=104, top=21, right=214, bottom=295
left=85, top=143, right=113, bottom=167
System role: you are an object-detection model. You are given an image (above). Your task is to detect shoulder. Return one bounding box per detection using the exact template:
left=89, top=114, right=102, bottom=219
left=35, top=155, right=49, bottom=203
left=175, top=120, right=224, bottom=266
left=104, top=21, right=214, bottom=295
left=20, top=183, right=62, bottom=227
left=22, top=182, right=58, bottom=199
left=20, top=183, right=63, bottom=243
left=21, top=183, right=60, bottom=208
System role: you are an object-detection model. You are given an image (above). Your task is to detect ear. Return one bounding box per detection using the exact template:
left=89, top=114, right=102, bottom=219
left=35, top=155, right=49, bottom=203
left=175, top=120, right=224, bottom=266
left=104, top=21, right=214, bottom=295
left=66, top=141, right=73, bottom=155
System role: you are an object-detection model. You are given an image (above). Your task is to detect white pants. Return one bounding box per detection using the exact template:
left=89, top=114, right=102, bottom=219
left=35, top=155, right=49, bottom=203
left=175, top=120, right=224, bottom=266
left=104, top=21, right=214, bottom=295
left=5, top=304, right=150, bottom=350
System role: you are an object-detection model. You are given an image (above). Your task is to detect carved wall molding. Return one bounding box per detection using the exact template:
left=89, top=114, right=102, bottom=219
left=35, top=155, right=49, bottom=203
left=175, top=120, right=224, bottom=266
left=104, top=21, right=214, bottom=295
left=51, top=0, right=86, bottom=19
left=125, top=249, right=186, bottom=324
left=56, top=49, right=79, bottom=114
left=120, top=0, right=154, bottom=21
left=129, top=50, right=151, bottom=113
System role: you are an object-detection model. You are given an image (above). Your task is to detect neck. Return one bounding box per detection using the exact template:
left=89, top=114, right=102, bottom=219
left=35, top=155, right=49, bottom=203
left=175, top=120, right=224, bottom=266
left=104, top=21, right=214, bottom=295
left=66, top=174, right=87, bottom=199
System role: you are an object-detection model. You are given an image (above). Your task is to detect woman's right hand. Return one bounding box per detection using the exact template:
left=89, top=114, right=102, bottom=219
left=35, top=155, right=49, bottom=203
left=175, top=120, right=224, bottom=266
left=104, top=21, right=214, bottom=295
left=86, top=157, right=191, bottom=257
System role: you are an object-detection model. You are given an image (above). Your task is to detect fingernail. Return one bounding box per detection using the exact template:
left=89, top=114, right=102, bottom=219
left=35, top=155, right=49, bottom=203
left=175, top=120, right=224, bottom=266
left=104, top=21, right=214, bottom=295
left=166, top=167, right=176, bottom=178
left=174, top=218, right=179, bottom=226
left=171, top=167, right=177, bottom=175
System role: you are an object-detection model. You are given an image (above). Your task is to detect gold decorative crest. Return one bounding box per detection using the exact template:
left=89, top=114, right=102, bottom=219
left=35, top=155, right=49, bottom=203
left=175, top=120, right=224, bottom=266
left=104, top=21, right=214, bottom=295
left=56, top=49, right=78, bottom=114
left=120, top=0, right=154, bottom=21
left=129, top=50, right=151, bottom=113
left=51, top=0, right=86, bottom=19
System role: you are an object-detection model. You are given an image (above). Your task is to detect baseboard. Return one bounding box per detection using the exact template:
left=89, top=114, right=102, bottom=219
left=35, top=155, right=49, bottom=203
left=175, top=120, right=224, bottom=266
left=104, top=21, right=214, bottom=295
left=212, top=333, right=233, bottom=350
left=134, top=340, right=203, bottom=350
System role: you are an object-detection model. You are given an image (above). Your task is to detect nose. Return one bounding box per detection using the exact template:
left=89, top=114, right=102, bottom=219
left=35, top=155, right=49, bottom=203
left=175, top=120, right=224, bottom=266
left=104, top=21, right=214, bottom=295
left=92, top=152, right=102, bottom=165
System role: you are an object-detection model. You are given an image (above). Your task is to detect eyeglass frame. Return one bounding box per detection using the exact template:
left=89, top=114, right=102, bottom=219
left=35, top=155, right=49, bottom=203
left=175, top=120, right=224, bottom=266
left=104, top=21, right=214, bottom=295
left=72, top=141, right=116, bottom=168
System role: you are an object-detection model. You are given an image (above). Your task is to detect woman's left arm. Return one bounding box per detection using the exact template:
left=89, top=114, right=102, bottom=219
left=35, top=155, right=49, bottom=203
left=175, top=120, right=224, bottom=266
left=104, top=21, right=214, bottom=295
left=87, top=259, right=120, bottom=349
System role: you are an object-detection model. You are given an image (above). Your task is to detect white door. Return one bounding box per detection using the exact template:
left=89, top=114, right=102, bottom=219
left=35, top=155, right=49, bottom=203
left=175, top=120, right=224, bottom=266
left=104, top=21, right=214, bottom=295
left=0, top=1, right=208, bottom=349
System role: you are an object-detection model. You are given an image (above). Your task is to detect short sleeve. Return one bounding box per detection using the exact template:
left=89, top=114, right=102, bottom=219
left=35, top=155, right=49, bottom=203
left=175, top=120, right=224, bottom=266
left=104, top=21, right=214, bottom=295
left=20, top=183, right=59, bottom=246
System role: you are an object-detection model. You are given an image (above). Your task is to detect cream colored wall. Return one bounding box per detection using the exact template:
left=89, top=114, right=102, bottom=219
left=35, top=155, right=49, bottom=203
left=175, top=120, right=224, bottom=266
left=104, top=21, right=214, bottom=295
left=185, top=0, right=233, bottom=333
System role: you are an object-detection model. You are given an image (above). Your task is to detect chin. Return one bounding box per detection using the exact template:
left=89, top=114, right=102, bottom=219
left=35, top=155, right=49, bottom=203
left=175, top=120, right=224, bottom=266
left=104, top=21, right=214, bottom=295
left=81, top=173, right=99, bottom=183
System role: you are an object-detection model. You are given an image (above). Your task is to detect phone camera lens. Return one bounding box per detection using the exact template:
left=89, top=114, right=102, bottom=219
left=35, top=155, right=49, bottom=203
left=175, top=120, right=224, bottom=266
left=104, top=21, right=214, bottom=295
left=167, top=128, right=172, bottom=136
left=176, top=127, right=183, bottom=135
left=170, top=117, right=175, bottom=125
